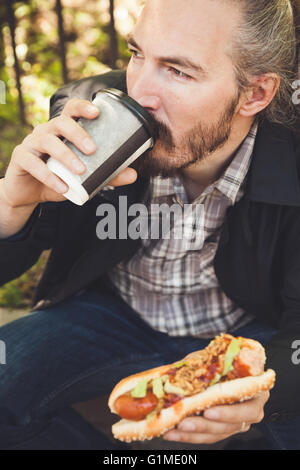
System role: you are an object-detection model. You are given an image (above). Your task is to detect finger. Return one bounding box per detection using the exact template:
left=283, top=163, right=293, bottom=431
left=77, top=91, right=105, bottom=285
left=19, top=151, right=69, bottom=194
left=46, top=115, right=97, bottom=155
left=61, top=98, right=99, bottom=120
left=203, top=392, right=269, bottom=425
left=107, top=167, right=138, bottom=187
left=163, top=429, right=233, bottom=445
left=32, top=133, right=87, bottom=175
left=177, top=416, right=242, bottom=436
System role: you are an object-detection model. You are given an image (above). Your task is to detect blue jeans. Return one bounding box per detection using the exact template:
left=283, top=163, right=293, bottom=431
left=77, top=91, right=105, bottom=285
left=0, top=289, right=298, bottom=450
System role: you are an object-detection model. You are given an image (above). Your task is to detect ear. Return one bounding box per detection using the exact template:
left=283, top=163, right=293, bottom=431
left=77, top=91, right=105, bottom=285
left=239, top=73, right=280, bottom=118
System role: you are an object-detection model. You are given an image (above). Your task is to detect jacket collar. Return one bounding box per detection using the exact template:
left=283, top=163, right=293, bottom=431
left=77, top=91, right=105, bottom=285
left=247, top=119, right=300, bottom=206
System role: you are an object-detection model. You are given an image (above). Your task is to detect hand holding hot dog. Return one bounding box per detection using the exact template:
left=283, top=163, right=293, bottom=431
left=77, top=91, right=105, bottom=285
left=163, top=391, right=269, bottom=444
left=108, top=334, right=276, bottom=443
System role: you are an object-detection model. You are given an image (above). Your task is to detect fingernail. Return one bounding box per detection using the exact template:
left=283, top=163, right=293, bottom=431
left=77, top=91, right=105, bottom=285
left=204, top=409, right=219, bottom=420
left=86, top=105, right=98, bottom=115
left=178, top=421, right=196, bottom=432
left=83, top=138, right=96, bottom=153
left=56, top=181, right=68, bottom=193
left=72, top=159, right=85, bottom=173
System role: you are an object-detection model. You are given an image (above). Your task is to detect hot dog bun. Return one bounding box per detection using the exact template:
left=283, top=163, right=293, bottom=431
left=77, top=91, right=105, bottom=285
left=108, top=337, right=276, bottom=442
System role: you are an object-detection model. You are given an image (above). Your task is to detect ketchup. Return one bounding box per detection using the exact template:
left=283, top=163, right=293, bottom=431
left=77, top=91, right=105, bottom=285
left=198, top=356, right=221, bottom=383
left=162, top=393, right=182, bottom=409
left=233, top=357, right=251, bottom=377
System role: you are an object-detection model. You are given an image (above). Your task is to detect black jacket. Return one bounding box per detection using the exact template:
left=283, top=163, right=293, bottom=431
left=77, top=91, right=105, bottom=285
left=2, top=70, right=300, bottom=422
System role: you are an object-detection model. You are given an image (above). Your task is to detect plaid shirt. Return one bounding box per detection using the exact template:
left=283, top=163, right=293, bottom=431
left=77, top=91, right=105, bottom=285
left=106, top=122, right=258, bottom=337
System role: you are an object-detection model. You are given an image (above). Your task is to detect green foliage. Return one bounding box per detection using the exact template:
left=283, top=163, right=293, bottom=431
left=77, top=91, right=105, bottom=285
left=0, top=251, right=50, bottom=309
left=0, top=280, right=23, bottom=308
left=0, top=0, right=142, bottom=308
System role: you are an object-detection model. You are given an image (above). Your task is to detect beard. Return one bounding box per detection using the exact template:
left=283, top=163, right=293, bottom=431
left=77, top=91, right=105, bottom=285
left=132, top=89, right=242, bottom=178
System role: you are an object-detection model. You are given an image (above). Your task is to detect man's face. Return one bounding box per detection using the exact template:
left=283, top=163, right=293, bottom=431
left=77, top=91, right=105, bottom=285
left=126, top=0, right=244, bottom=178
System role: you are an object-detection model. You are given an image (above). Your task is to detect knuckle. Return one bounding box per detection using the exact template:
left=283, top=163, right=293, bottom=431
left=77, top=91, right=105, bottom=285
left=63, top=98, right=76, bottom=109
left=200, top=420, right=212, bottom=434
left=191, top=417, right=209, bottom=433
left=41, top=132, right=54, bottom=148
left=59, top=146, right=72, bottom=163
left=22, top=160, right=35, bottom=176
left=32, top=123, right=45, bottom=135
left=21, top=134, right=33, bottom=146
left=11, top=144, right=22, bottom=158
left=63, top=98, right=82, bottom=112
left=51, top=115, right=63, bottom=126
left=51, top=115, right=68, bottom=131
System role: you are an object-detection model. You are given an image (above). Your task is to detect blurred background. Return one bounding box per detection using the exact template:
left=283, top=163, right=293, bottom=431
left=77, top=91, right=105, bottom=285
left=0, top=0, right=143, bottom=316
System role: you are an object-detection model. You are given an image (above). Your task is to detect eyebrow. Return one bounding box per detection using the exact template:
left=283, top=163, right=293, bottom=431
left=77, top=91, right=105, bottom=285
left=126, top=34, right=208, bottom=77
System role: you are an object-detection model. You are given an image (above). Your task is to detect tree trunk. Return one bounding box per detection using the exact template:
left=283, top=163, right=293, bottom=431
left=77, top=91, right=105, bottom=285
left=6, top=0, right=26, bottom=124
left=55, top=0, right=68, bottom=84
left=108, top=0, right=118, bottom=69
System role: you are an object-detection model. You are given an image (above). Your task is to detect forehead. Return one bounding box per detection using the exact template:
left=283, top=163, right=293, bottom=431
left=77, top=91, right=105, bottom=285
left=132, top=0, right=241, bottom=73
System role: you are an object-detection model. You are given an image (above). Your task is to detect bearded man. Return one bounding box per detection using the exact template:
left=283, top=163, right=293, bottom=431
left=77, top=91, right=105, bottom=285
left=0, top=0, right=299, bottom=450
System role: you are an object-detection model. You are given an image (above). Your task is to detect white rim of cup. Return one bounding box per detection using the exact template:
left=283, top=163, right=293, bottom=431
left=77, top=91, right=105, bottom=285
left=46, top=158, right=89, bottom=206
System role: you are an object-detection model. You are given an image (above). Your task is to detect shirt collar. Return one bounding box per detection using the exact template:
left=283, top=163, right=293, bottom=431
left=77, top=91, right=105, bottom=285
left=214, top=121, right=258, bottom=204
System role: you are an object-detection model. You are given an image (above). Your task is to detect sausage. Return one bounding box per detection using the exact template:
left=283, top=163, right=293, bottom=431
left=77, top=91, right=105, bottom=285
left=114, top=390, right=158, bottom=421
left=234, top=346, right=265, bottom=377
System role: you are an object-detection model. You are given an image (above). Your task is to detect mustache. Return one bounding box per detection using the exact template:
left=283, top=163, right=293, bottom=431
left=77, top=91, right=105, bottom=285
left=149, top=114, right=175, bottom=149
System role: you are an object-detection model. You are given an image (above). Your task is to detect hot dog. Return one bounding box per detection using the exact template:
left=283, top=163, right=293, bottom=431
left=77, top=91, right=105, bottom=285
left=108, top=334, right=276, bottom=442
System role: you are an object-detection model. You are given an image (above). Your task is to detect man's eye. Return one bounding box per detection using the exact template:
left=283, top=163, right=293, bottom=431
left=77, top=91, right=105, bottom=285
left=168, top=67, right=191, bottom=81
left=127, top=48, right=142, bottom=58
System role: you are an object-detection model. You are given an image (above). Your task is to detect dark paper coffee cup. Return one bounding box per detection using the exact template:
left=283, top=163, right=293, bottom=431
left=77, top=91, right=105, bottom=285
left=47, top=88, right=157, bottom=205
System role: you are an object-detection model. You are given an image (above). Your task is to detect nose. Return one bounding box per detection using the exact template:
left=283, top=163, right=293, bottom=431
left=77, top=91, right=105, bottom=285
left=128, top=67, right=162, bottom=112
left=134, top=94, right=161, bottom=112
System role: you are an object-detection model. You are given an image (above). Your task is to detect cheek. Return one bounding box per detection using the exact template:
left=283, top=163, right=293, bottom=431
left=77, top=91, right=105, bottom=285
left=164, top=88, right=201, bottom=135
left=167, top=82, right=236, bottom=139
left=126, top=62, right=135, bottom=95
left=189, top=81, right=237, bottom=123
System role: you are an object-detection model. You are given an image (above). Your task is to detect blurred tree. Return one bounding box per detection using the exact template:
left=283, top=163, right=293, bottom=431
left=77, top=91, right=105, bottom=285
left=6, top=0, right=26, bottom=124
left=109, top=0, right=118, bottom=69
left=0, top=0, right=143, bottom=309
left=55, top=0, right=68, bottom=83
